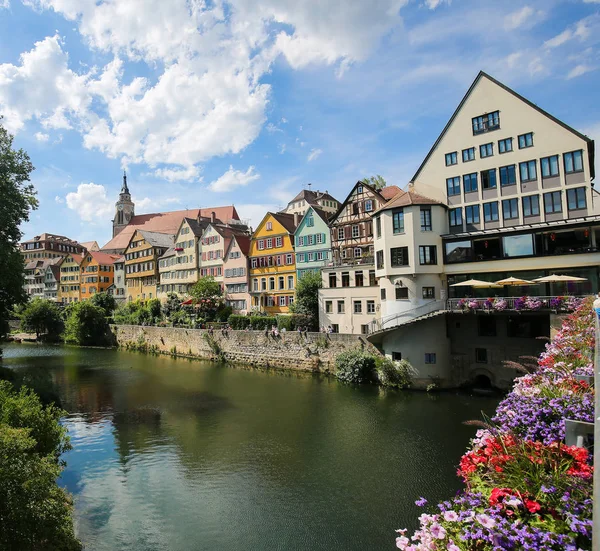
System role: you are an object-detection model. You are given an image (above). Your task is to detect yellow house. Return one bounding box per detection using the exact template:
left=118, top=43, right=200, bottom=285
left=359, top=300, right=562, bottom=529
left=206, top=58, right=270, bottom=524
left=59, top=252, right=83, bottom=304
left=124, top=230, right=174, bottom=301
left=249, top=212, right=299, bottom=314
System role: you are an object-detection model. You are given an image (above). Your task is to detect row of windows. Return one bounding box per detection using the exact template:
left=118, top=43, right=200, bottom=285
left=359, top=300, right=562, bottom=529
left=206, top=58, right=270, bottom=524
left=224, top=267, right=246, bottom=277
left=296, top=233, right=326, bottom=246
left=297, top=251, right=329, bottom=263
left=325, top=299, right=376, bottom=315
left=226, top=283, right=248, bottom=294
left=160, top=255, right=193, bottom=268
left=379, top=286, right=435, bottom=301
left=126, top=248, right=154, bottom=260
left=200, top=267, right=222, bottom=277
left=374, top=208, right=432, bottom=238
left=126, top=262, right=154, bottom=273
left=226, top=299, right=247, bottom=310
left=161, top=270, right=196, bottom=279
left=251, top=254, right=295, bottom=268
left=61, top=266, right=79, bottom=273
left=375, top=246, right=438, bottom=269
left=201, top=235, right=220, bottom=245
left=327, top=270, right=376, bottom=288
left=335, top=223, right=372, bottom=240
left=202, top=250, right=222, bottom=260
left=448, top=187, right=588, bottom=227
left=257, top=236, right=284, bottom=250
left=260, top=295, right=295, bottom=307
left=175, top=239, right=195, bottom=249
left=350, top=199, right=375, bottom=215
left=81, top=287, right=97, bottom=294
left=229, top=251, right=241, bottom=259
left=252, top=276, right=295, bottom=292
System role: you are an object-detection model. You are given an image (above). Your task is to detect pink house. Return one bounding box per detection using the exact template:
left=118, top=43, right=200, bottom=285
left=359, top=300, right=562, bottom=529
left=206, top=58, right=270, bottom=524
left=223, top=234, right=251, bottom=314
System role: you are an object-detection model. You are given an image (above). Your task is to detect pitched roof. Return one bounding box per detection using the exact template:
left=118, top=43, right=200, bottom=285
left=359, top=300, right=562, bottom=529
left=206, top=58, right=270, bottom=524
left=380, top=185, right=401, bottom=200
left=101, top=206, right=239, bottom=252
left=288, top=188, right=339, bottom=206
left=80, top=241, right=100, bottom=251
left=137, top=230, right=175, bottom=248
left=410, top=70, right=595, bottom=184
left=87, top=251, right=121, bottom=265
left=22, top=233, right=79, bottom=245
left=232, top=235, right=251, bottom=256
left=373, top=189, right=445, bottom=214
left=160, top=247, right=176, bottom=259
left=212, top=223, right=249, bottom=239
left=184, top=217, right=208, bottom=237
left=271, top=212, right=298, bottom=233
left=331, top=181, right=397, bottom=224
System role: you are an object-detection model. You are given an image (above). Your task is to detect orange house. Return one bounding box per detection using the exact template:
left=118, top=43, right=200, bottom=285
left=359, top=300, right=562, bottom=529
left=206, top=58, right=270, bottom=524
left=80, top=251, right=121, bottom=301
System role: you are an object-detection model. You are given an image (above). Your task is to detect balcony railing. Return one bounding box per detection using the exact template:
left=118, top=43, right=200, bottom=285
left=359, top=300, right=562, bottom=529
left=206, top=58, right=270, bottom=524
left=329, top=255, right=374, bottom=268
left=446, top=295, right=585, bottom=313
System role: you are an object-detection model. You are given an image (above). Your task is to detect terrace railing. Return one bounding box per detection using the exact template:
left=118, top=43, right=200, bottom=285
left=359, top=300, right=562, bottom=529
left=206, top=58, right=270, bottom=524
left=446, top=295, right=585, bottom=313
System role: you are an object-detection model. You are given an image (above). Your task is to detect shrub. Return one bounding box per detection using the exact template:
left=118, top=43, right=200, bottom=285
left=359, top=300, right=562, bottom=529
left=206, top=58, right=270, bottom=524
left=276, top=314, right=313, bottom=331
left=228, top=315, right=250, bottom=329
left=249, top=316, right=277, bottom=330
left=215, top=305, right=233, bottom=322
left=335, top=350, right=377, bottom=384
left=20, top=298, right=63, bottom=340
left=63, top=302, right=109, bottom=346
left=375, top=356, right=413, bottom=388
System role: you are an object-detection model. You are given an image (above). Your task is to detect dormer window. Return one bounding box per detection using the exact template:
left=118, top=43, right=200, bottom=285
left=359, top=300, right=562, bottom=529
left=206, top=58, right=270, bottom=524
left=266, top=222, right=273, bottom=231
left=472, top=111, right=500, bottom=135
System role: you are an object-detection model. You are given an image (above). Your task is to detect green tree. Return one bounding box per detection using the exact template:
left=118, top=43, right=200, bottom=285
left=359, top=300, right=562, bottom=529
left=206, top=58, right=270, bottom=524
left=20, top=298, right=63, bottom=340
left=90, top=292, right=116, bottom=316
left=289, top=271, right=322, bottom=329
left=64, top=301, right=109, bottom=346
left=0, top=120, right=38, bottom=337
left=161, top=292, right=181, bottom=320
left=360, top=174, right=387, bottom=190
left=189, top=277, right=223, bottom=320
left=0, top=380, right=81, bottom=550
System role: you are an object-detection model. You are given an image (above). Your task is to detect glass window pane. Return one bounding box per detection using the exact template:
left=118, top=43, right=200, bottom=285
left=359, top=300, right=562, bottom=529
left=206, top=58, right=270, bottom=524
left=503, top=234, right=534, bottom=258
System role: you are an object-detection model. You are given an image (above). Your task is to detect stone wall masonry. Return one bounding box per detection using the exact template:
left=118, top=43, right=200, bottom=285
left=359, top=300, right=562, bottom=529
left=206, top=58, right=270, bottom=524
left=110, top=325, right=381, bottom=372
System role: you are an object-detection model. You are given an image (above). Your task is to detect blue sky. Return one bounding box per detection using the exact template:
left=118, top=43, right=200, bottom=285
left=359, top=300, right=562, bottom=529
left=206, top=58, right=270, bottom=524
left=1, top=0, right=600, bottom=247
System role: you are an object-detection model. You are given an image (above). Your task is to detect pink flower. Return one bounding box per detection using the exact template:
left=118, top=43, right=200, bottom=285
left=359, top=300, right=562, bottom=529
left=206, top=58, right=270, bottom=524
left=475, top=513, right=496, bottom=529
left=429, top=523, right=447, bottom=539
left=447, top=543, right=460, bottom=551
left=443, top=510, right=459, bottom=522
left=396, top=535, right=410, bottom=549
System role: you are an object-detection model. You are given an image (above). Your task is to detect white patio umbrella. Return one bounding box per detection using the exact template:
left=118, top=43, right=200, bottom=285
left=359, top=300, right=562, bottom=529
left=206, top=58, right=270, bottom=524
left=494, top=276, right=537, bottom=286
left=450, top=279, right=501, bottom=288
left=533, top=274, right=588, bottom=283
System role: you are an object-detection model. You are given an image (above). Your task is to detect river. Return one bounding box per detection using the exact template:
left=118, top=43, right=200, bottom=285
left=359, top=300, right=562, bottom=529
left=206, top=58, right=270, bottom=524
left=2, top=343, right=499, bottom=551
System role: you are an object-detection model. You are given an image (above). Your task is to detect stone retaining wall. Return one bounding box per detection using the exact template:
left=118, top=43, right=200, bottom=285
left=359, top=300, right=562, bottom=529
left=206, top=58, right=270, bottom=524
left=110, top=325, right=380, bottom=372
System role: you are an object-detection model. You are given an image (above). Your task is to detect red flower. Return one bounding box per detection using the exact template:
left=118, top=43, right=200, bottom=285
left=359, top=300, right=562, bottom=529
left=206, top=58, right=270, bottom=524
left=524, top=499, right=541, bottom=514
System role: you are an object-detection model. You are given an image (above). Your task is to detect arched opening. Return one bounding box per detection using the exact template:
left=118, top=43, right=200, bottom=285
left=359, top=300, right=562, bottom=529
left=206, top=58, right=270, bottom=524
left=472, top=374, right=492, bottom=389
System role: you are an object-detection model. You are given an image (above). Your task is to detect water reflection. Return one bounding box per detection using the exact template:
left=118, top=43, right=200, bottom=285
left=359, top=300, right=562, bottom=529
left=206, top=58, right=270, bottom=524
left=2, top=343, right=499, bottom=551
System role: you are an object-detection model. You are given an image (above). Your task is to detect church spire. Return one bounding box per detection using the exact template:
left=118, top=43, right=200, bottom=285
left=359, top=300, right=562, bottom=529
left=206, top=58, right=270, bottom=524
left=121, top=170, right=129, bottom=194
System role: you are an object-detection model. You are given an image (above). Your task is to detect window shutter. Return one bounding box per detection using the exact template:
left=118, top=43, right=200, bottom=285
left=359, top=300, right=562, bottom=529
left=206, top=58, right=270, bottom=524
left=345, top=226, right=351, bottom=239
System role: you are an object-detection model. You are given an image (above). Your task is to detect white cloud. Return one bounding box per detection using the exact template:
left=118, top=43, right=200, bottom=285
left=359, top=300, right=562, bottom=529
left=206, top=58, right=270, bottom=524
left=208, top=165, right=260, bottom=192
left=423, top=0, right=450, bottom=8
left=153, top=165, right=202, bottom=182
left=504, top=7, right=544, bottom=31
left=65, top=182, right=113, bottom=222
left=266, top=122, right=283, bottom=133
left=567, top=64, right=594, bottom=79
left=307, top=148, right=322, bottom=162
left=54, top=195, right=64, bottom=204
left=34, top=132, right=50, bottom=142
left=280, top=117, right=288, bottom=123
left=279, top=143, right=286, bottom=154
left=544, top=15, right=600, bottom=49
left=0, top=0, right=9, bottom=8
left=134, top=196, right=154, bottom=213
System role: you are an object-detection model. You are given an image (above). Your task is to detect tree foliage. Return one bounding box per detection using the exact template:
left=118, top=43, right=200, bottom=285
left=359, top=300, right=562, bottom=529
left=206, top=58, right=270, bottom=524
left=289, top=271, right=322, bottom=329
left=20, top=298, right=63, bottom=340
left=63, top=301, right=109, bottom=346
left=360, top=174, right=387, bottom=190
left=90, top=292, right=116, bottom=316
left=0, top=120, right=38, bottom=336
left=335, top=350, right=378, bottom=384
left=0, top=380, right=81, bottom=550
left=189, top=277, right=223, bottom=319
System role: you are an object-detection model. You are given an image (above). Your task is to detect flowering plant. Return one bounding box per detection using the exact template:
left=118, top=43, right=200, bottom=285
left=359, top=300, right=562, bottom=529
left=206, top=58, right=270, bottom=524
left=513, top=296, right=526, bottom=311
left=492, top=298, right=507, bottom=311
left=524, top=296, right=542, bottom=310
left=457, top=298, right=467, bottom=310
left=549, top=296, right=564, bottom=310
left=483, top=298, right=494, bottom=310
left=467, top=299, right=479, bottom=310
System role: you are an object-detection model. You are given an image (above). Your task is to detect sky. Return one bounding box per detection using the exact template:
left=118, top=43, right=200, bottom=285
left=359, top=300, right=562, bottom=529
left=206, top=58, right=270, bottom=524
left=2, top=0, right=600, bottom=247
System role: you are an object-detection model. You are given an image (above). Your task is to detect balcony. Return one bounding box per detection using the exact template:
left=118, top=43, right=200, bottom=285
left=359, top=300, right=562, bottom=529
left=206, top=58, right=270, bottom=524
left=446, top=295, right=585, bottom=313
left=330, top=255, right=374, bottom=268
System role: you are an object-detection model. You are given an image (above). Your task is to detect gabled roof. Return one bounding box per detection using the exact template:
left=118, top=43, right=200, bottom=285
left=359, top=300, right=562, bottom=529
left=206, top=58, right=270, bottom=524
left=330, top=181, right=398, bottom=224
left=410, top=70, right=595, bottom=183
left=373, top=189, right=445, bottom=214
left=184, top=217, right=208, bottom=237
left=80, top=241, right=100, bottom=251
left=271, top=212, right=298, bottom=234
left=211, top=223, right=249, bottom=240
left=380, top=186, right=401, bottom=200
left=136, top=230, right=175, bottom=248
left=160, top=247, right=176, bottom=259
left=294, top=206, right=331, bottom=234
left=288, top=188, right=340, bottom=206
left=101, top=206, right=239, bottom=251
left=225, top=234, right=251, bottom=257
left=86, top=251, right=121, bottom=265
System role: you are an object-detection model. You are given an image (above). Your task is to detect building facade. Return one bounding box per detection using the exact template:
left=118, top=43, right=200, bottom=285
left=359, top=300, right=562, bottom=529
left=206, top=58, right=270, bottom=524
left=283, top=187, right=340, bottom=216
left=59, top=252, right=83, bottom=303
left=111, top=256, right=127, bottom=303
left=294, top=207, right=332, bottom=280
left=223, top=235, right=251, bottom=313
left=80, top=252, right=120, bottom=300
left=249, top=212, right=298, bottom=314
left=124, top=230, right=173, bottom=301
left=20, top=233, right=84, bottom=262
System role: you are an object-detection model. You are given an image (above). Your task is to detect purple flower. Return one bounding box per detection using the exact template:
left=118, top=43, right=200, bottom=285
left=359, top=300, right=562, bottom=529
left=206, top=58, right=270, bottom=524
left=430, top=523, right=447, bottom=539
left=415, top=497, right=427, bottom=507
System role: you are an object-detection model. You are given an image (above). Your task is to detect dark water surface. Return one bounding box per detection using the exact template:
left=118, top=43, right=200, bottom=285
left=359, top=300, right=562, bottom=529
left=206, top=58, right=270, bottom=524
left=2, top=343, right=499, bottom=551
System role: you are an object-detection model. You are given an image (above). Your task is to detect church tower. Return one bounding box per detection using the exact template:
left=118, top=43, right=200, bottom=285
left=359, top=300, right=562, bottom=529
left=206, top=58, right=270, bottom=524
left=112, top=171, right=135, bottom=237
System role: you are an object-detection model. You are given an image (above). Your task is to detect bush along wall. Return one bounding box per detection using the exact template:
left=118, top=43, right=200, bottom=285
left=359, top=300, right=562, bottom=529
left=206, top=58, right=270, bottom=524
left=334, top=349, right=413, bottom=388
left=395, top=298, right=595, bottom=550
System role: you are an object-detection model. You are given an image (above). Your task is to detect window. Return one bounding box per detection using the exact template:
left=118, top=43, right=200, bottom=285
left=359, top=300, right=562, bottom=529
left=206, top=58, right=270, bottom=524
left=278, top=276, right=285, bottom=290
left=286, top=254, right=293, bottom=264
left=325, top=300, right=332, bottom=313
left=355, top=272, right=364, bottom=287
left=544, top=191, right=562, bottom=214
left=392, top=352, right=402, bottom=361
left=392, top=209, right=404, bottom=233
left=465, top=205, right=480, bottom=224
left=258, top=240, right=265, bottom=250
left=449, top=208, right=462, bottom=227
left=463, top=173, right=477, bottom=193
left=329, top=273, right=337, bottom=287
left=261, top=278, right=267, bottom=291
left=481, top=169, right=496, bottom=189
left=354, top=247, right=362, bottom=258
left=357, top=185, right=363, bottom=193
left=288, top=275, right=294, bottom=289
left=520, top=195, right=539, bottom=218
left=266, top=238, right=273, bottom=249
left=276, top=237, right=283, bottom=247
left=354, top=301, right=362, bottom=314
left=341, top=272, right=350, bottom=287
left=472, top=111, right=500, bottom=134
left=419, top=245, right=437, bottom=265
left=479, top=142, right=493, bottom=158
left=518, top=133, right=533, bottom=149
left=366, top=300, right=375, bottom=314
left=353, top=202, right=359, bottom=215
left=422, top=286, right=435, bottom=299
left=316, top=234, right=324, bottom=244
left=502, top=198, right=519, bottom=220
left=424, top=353, right=437, bottom=364
left=446, top=177, right=461, bottom=196
left=381, top=288, right=386, bottom=300
left=564, top=150, right=584, bottom=174
left=567, top=187, right=587, bottom=210
left=352, top=225, right=360, bottom=238
left=478, top=317, right=496, bottom=337
left=498, top=138, right=512, bottom=153
left=462, top=147, right=475, bottom=162
left=484, top=201, right=499, bottom=222
left=266, top=222, right=272, bottom=230
left=376, top=250, right=384, bottom=269
left=337, top=301, right=345, bottom=314
left=395, top=286, right=408, bottom=300
left=499, top=165, right=516, bottom=187
left=420, top=208, right=432, bottom=231
left=306, top=216, right=314, bottom=227
left=503, top=234, right=533, bottom=257
left=269, top=277, right=275, bottom=290
left=475, top=348, right=488, bottom=364
left=391, top=247, right=409, bottom=267
left=445, top=152, right=458, bottom=166
left=369, top=270, right=376, bottom=286
left=541, top=155, right=559, bottom=178
left=364, top=200, right=373, bottom=212
left=376, top=216, right=381, bottom=238
left=519, top=160, right=537, bottom=182
left=337, top=227, right=344, bottom=240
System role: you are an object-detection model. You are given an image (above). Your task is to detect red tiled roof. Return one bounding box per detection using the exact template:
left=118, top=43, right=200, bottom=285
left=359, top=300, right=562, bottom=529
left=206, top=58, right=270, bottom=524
left=373, top=189, right=444, bottom=214
left=101, top=206, right=239, bottom=252
left=380, top=185, right=401, bottom=200
left=88, top=251, right=121, bottom=265
left=80, top=241, right=100, bottom=251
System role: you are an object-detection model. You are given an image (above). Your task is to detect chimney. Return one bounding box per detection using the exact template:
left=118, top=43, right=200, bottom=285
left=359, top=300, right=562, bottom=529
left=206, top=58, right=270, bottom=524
left=211, top=211, right=216, bottom=224
left=294, top=212, right=299, bottom=227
